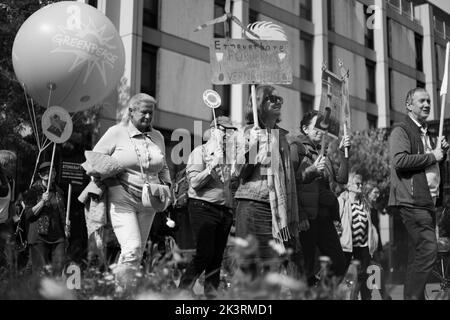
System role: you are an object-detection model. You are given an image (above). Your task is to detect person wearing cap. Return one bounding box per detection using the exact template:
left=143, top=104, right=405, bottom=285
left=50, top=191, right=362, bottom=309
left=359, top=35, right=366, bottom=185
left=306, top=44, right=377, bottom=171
left=24, top=161, right=68, bottom=275
left=178, top=116, right=237, bottom=298
left=91, top=93, right=171, bottom=288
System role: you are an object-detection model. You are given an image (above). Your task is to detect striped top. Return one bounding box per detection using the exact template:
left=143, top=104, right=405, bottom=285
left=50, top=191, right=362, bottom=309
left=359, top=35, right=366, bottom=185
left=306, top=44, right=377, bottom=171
left=351, top=200, right=368, bottom=247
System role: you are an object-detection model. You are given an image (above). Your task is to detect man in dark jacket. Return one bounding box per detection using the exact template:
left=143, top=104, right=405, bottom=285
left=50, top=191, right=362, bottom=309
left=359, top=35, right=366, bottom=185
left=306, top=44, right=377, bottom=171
left=289, top=110, right=350, bottom=286
left=388, top=87, right=449, bottom=300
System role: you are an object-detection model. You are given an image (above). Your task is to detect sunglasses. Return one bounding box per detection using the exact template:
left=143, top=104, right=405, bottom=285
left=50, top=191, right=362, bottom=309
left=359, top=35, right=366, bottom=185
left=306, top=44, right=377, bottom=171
left=264, top=95, right=283, bottom=104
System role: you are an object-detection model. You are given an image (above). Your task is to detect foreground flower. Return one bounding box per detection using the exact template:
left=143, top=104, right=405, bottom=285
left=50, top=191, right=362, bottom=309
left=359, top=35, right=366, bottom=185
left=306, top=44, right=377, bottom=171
left=39, top=277, right=75, bottom=300
left=265, top=272, right=305, bottom=291
left=268, top=240, right=286, bottom=255
left=230, top=237, right=249, bottom=248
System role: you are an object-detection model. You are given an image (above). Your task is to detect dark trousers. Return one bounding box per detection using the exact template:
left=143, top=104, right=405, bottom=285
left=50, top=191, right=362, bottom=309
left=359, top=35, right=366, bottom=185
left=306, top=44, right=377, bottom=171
left=179, top=199, right=233, bottom=297
left=0, top=222, right=13, bottom=270
left=345, top=247, right=372, bottom=300
left=30, top=241, right=65, bottom=275
left=399, top=207, right=437, bottom=300
left=299, top=215, right=347, bottom=285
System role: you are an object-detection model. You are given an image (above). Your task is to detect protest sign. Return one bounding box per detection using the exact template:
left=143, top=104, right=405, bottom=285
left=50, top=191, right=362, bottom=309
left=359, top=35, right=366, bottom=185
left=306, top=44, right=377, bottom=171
left=210, top=38, right=292, bottom=85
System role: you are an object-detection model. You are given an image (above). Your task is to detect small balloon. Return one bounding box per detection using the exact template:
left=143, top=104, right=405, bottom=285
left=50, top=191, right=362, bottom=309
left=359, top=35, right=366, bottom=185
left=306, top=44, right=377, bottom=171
left=12, top=1, right=125, bottom=112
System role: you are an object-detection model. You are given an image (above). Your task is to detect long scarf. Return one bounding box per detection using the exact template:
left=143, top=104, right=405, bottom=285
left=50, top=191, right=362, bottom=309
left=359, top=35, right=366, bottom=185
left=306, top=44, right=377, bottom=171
left=261, top=130, right=290, bottom=247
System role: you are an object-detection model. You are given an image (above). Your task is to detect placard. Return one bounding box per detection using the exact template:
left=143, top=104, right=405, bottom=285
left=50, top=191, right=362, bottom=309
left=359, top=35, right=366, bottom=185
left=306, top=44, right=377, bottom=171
left=316, top=68, right=344, bottom=139
left=41, top=106, right=73, bottom=144
left=60, top=161, right=86, bottom=185
left=210, top=38, right=292, bottom=85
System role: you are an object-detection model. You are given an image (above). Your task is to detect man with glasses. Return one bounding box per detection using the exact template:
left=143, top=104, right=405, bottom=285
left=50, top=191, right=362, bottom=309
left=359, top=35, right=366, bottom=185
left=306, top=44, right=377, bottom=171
left=338, top=173, right=379, bottom=300
left=388, top=88, right=449, bottom=300
left=179, top=116, right=237, bottom=299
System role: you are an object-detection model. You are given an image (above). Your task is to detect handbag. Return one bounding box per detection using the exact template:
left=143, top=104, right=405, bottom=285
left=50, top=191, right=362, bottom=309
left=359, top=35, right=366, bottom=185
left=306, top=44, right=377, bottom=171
left=128, top=130, right=171, bottom=212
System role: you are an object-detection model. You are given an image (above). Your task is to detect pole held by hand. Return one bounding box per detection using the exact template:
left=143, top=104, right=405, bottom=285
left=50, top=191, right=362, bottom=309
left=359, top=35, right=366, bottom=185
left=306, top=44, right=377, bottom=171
left=438, top=42, right=450, bottom=148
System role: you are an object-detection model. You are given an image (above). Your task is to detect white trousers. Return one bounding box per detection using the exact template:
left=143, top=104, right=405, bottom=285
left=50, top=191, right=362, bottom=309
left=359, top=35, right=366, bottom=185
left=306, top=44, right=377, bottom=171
left=108, top=185, right=156, bottom=283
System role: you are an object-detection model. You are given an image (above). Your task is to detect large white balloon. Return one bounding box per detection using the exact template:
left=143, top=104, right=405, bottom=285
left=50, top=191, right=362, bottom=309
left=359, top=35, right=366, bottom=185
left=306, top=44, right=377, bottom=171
left=12, top=1, right=125, bottom=112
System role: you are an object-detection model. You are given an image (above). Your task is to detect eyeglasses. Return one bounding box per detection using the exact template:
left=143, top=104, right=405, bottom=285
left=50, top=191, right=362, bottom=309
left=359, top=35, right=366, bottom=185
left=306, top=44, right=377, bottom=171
left=264, top=95, right=283, bottom=105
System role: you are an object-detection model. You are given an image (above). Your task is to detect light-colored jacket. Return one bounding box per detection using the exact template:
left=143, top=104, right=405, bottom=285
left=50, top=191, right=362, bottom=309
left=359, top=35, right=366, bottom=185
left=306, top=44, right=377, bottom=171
left=338, top=191, right=378, bottom=256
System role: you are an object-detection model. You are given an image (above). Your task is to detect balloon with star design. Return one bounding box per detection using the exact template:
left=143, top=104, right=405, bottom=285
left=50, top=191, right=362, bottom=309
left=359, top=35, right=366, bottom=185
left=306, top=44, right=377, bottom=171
left=12, top=1, right=125, bottom=112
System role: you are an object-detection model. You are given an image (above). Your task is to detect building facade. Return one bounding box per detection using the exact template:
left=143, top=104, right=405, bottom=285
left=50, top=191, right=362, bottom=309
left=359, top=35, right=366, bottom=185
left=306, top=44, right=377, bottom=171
left=79, top=0, right=450, bottom=135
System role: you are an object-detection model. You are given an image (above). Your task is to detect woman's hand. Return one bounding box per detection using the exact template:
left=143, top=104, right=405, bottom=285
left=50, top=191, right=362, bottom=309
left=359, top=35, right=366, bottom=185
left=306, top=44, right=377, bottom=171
left=65, top=222, right=71, bottom=239
left=339, top=134, right=351, bottom=152
left=312, top=155, right=326, bottom=173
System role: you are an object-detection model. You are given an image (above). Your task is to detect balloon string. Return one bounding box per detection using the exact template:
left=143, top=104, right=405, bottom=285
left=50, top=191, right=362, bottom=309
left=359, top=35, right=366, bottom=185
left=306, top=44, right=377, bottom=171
left=29, top=149, right=42, bottom=189
left=22, top=87, right=40, bottom=148
left=30, top=98, right=41, bottom=149
left=42, top=139, right=52, bottom=152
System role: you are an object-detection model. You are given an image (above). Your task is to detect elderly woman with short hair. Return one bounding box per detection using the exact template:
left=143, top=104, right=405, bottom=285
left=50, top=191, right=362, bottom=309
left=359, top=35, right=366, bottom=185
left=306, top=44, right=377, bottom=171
left=92, top=93, right=171, bottom=286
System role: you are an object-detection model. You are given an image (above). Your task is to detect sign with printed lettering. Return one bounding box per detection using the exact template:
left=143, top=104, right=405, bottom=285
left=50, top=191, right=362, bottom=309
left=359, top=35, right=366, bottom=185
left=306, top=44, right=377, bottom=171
left=60, top=161, right=86, bottom=186
left=210, top=38, right=292, bottom=85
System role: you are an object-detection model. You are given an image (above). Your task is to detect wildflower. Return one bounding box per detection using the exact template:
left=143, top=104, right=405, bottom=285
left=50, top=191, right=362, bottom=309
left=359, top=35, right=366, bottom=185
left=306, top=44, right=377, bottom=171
left=265, top=272, right=305, bottom=291
left=166, top=217, right=176, bottom=228
left=268, top=240, right=286, bottom=255
left=230, top=237, right=249, bottom=248
left=104, top=274, right=114, bottom=281
left=39, top=277, right=75, bottom=300
left=136, top=291, right=165, bottom=300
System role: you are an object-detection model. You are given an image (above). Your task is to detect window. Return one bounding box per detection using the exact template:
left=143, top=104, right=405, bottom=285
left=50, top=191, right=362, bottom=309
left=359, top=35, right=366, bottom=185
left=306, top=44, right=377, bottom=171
left=214, top=0, right=230, bottom=38
left=328, top=43, right=334, bottom=72
left=141, top=44, right=158, bottom=97
left=366, top=60, right=376, bottom=103
left=301, top=93, right=314, bottom=115
left=213, top=85, right=231, bottom=117
left=363, top=5, right=374, bottom=49
left=367, top=114, right=378, bottom=129
left=143, top=0, right=158, bottom=29
left=87, top=0, right=97, bottom=8
left=300, top=32, right=313, bottom=81
left=327, top=0, right=334, bottom=31
left=417, top=81, right=425, bottom=88
left=300, top=0, right=312, bottom=21
left=387, top=19, right=392, bottom=58
left=415, top=33, right=423, bottom=72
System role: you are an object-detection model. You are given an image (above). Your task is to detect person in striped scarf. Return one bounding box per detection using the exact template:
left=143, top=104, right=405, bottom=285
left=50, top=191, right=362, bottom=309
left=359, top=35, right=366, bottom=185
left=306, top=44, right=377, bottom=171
left=338, top=172, right=379, bottom=300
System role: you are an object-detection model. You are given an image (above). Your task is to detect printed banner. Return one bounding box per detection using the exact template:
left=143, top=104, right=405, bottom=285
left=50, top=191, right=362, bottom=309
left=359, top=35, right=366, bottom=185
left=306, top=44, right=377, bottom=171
left=210, top=38, right=292, bottom=85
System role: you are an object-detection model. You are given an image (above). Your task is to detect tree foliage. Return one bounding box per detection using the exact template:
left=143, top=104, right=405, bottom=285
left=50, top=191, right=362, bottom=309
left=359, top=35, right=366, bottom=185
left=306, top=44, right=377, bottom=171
left=328, top=128, right=391, bottom=208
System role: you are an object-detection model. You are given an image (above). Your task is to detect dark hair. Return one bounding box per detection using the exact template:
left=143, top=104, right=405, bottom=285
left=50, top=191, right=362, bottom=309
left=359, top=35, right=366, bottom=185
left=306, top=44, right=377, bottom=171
left=300, top=110, right=319, bottom=134
left=245, top=85, right=281, bottom=127
left=405, top=87, right=427, bottom=107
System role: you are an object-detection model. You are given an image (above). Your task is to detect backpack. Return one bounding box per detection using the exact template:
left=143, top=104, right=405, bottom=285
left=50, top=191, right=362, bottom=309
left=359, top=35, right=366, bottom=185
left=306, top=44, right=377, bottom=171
left=172, top=168, right=189, bottom=209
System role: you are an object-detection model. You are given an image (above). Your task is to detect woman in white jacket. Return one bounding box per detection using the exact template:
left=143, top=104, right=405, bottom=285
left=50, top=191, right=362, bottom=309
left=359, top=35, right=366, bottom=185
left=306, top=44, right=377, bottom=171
left=338, top=172, right=378, bottom=300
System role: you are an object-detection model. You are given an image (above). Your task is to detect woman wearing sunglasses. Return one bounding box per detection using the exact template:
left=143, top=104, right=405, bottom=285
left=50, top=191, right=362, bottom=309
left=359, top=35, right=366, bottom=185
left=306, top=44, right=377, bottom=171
left=234, top=85, right=309, bottom=278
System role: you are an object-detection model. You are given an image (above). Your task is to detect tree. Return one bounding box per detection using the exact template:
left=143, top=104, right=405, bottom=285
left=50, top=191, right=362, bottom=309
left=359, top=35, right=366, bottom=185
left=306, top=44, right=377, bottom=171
left=328, top=128, right=391, bottom=208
